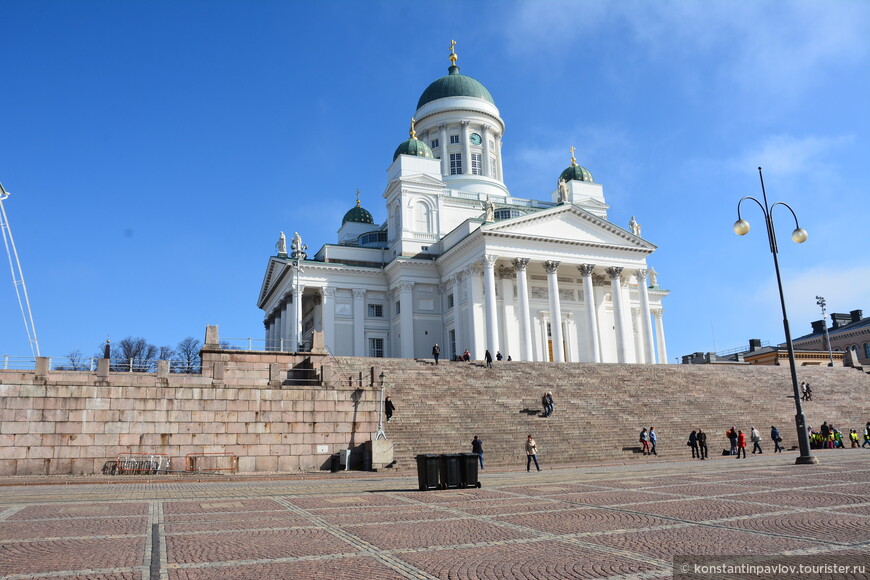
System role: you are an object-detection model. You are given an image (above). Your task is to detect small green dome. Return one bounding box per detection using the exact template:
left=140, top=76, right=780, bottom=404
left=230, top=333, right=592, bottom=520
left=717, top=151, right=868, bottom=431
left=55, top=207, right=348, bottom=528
left=559, top=163, right=594, bottom=183
left=417, top=65, right=495, bottom=110
left=393, top=137, right=434, bottom=161
left=343, top=202, right=374, bottom=225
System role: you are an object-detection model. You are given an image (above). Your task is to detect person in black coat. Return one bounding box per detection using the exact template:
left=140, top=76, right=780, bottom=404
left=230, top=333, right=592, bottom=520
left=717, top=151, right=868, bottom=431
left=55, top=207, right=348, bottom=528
left=484, top=350, right=493, bottom=368
left=697, top=429, right=708, bottom=460
left=384, top=396, right=395, bottom=422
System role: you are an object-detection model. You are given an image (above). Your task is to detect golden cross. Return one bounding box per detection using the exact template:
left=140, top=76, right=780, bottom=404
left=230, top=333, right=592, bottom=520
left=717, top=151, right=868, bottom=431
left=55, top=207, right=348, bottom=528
left=449, top=40, right=457, bottom=65
left=570, top=145, right=576, bottom=164
left=355, top=189, right=360, bottom=206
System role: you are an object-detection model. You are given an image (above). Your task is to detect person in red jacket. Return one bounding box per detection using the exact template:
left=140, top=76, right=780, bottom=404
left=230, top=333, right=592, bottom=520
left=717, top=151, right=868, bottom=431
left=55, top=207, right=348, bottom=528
left=736, top=430, right=747, bottom=459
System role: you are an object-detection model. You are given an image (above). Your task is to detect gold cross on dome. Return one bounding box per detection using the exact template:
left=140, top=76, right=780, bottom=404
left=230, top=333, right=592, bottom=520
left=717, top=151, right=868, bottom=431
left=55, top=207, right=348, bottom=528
left=355, top=189, right=360, bottom=206
left=570, top=145, right=577, bottom=165
left=449, top=39, right=457, bottom=64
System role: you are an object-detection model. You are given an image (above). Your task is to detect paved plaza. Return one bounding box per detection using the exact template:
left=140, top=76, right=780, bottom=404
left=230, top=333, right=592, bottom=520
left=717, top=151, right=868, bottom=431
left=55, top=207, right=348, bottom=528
left=0, top=451, right=868, bottom=579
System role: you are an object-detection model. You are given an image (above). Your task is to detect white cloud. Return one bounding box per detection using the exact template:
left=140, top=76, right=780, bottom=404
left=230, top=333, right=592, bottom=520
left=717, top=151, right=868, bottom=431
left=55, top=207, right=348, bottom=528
left=730, top=134, right=852, bottom=176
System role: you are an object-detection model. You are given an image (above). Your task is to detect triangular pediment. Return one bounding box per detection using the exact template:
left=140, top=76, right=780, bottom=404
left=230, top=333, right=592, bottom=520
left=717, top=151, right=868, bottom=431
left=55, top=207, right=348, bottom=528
left=483, top=205, right=653, bottom=249
left=387, top=173, right=446, bottom=189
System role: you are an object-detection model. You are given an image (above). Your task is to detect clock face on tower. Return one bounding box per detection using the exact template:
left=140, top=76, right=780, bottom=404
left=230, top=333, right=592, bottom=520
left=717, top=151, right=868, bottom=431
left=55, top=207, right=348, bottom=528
left=469, top=133, right=482, bottom=145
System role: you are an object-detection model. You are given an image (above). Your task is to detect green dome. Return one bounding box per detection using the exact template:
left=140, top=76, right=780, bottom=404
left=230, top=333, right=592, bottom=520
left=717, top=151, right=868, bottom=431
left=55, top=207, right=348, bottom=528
left=559, top=163, right=594, bottom=183
left=417, top=65, right=495, bottom=110
left=343, top=203, right=374, bottom=225
left=393, top=137, right=434, bottom=161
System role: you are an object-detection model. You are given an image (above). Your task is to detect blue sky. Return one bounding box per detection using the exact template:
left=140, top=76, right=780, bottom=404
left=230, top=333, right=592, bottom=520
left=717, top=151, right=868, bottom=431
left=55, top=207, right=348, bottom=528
left=1, top=0, right=868, bottom=362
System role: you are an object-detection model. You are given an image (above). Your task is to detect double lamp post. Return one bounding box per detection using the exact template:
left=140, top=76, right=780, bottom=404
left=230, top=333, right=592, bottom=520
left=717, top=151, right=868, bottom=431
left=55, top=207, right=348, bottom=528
left=733, top=167, right=817, bottom=465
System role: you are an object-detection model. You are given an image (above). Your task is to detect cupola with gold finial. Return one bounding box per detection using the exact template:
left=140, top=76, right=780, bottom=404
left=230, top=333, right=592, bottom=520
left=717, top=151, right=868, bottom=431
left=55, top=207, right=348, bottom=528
left=416, top=40, right=495, bottom=110
left=558, top=145, right=594, bottom=183
left=342, top=189, right=375, bottom=225
left=392, top=117, right=435, bottom=161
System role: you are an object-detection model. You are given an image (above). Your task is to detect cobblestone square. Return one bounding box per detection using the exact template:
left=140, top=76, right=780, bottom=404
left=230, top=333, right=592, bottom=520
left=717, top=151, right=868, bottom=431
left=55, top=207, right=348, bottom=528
left=0, top=451, right=867, bottom=579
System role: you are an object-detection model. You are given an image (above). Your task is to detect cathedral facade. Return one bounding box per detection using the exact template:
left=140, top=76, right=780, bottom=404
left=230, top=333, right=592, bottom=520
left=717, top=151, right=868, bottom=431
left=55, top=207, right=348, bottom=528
left=258, top=45, right=668, bottom=363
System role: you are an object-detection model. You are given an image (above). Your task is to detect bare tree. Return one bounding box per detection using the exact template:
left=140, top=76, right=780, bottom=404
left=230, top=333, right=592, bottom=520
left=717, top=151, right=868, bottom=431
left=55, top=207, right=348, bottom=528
left=56, top=349, right=88, bottom=371
left=107, top=337, right=159, bottom=372
left=174, top=337, right=201, bottom=373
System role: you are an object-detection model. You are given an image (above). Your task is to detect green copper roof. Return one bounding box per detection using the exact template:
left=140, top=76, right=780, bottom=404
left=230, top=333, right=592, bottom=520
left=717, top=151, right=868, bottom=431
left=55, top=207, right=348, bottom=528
left=417, top=65, right=495, bottom=110
left=342, top=204, right=374, bottom=225
left=559, top=163, right=594, bottom=183
left=393, top=137, right=434, bottom=161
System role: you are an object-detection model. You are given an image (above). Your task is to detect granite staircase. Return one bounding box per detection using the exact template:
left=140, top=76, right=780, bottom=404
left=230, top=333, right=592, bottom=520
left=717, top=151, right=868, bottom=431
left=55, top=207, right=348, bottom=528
left=330, top=357, right=870, bottom=469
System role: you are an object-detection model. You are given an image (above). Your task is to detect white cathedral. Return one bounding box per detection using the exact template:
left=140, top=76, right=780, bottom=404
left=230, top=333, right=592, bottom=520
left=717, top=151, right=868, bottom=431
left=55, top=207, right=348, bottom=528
left=258, top=44, right=669, bottom=363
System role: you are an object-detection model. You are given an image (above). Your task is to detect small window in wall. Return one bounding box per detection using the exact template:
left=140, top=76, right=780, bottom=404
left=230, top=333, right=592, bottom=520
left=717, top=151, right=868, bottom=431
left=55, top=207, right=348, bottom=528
left=449, top=329, right=456, bottom=360
left=369, top=338, right=384, bottom=358
left=490, top=156, right=497, bottom=178
left=449, top=135, right=460, bottom=144
left=450, top=153, right=462, bottom=175
left=396, top=300, right=401, bottom=315
left=431, top=138, right=439, bottom=148
left=447, top=293, right=454, bottom=308
left=368, top=304, right=383, bottom=318
left=471, top=153, right=482, bottom=175
left=864, top=343, right=870, bottom=358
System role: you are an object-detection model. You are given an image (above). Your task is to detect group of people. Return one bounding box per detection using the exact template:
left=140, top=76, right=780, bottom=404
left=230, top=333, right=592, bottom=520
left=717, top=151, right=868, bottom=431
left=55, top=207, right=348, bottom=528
left=444, top=346, right=511, bottom=365
left=810, top=421, right=870, bottom=449
left=466, top=433, right=542, bottom=472
left=639, top=427, right=657, bottom=455
left=722, top=426, right=773, bottom=458
left=800, top=381, right=813, bottom=401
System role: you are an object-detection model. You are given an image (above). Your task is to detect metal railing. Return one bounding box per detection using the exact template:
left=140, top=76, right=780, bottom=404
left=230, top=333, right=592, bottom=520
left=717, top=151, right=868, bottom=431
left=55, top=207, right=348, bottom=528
left=1, top=355, right=200, bottom=373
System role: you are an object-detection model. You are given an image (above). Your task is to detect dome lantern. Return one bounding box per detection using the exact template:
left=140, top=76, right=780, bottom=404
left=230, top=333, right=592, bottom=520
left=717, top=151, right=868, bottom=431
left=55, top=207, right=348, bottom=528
left=416, top=40, right=495, bottom=110
left=342, top=189, right=374, bottom=224
left=392, top=117, right=435, bottom=161
left=558, top=145, right=594, bottom=183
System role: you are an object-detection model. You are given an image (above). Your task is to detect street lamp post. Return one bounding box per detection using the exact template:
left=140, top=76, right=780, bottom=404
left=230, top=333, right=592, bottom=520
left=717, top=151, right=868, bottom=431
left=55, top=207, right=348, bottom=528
left=815, top=296, right=835, bottom=367
left=733, top=167, right=817, bottom=465
left=375, top=371, right=387, bottom=440
left=290, top=232, right=307, bottom=352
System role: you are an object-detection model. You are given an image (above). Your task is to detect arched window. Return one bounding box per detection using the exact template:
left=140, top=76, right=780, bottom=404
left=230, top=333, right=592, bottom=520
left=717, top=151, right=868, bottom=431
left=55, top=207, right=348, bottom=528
left=390, top=201, right=400, bottom=238
left=414, top=202, right=431, bottom=233
left=864, top=343, right=870, bottom=359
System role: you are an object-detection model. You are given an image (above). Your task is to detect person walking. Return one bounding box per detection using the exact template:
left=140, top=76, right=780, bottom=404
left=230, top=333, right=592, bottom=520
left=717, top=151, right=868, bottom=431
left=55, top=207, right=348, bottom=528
left=432, top=344, right=440, bottom=365
left=525, top=434, right=541, bottom=471
left=800, top=381, right=808, bottom=401
left=849, top=429, right=859, bottom=448
left=384, top=396, right=395, bottom=423
left=545, top=391, right=554, bottom=417
left=688, top=430, right=699, bottom=459
left=496, top=351, right=503, bottom=361
left=649, top=427, right=658, bottom=456
left=771, top=425, right=783, bottom=453
left=863, top=422, right=870, bottom=448
left=750, top=426, right=763, bottom=454
left=640, top=427, right=650, bottom=455
left=484, top=350, right=493, bottom=368
left=471, top=435, right=484, bottom=469
left=736, top=430, right=747, bottom=458
left=697, top=429, right=708, bottom=460
left=805, top=383, right=813, bottom=401
left=728, top=427, right=738, bottom=455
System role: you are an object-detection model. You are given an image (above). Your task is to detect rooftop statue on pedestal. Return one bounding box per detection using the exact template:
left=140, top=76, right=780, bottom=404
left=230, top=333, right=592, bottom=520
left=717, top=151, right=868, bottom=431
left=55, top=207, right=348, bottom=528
left=276, top=231, right=287, bottom=256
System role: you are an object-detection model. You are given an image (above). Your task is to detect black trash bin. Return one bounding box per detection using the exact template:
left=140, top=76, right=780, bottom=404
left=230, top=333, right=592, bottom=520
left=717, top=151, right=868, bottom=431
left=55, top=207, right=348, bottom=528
left=438, top=453, right=462, bottom=490
left=458, top=453, right=482, bottom=488
left=416, top=454, right=440, bottom=491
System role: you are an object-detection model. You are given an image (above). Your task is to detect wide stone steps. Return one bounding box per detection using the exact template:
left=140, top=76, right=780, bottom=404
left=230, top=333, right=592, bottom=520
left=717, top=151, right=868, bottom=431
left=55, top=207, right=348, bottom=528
left=329, top=357, right=868, bottom=468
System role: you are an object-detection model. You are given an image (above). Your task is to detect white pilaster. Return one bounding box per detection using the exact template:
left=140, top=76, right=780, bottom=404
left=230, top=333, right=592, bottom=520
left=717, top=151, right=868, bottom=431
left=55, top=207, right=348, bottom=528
left=636, top=269, right=657, bottom=364
left=513, top=258, right=533, bottom=361
left=496, top=134, right=504, bottom=181
left=483, top=255, right=500, bottom=356
left=438, top=123, right=448, bottom=176
left=565, top=313, right=578, bottom=362
left=606, top=267, right=629, bottom=363
left=578, top=264, right=601, bottom=362
left=352, top=288, right=366, bottom=357
left=538, top=312, right=550, bottom=361
left=481, top=124, right=492, bottom=178
left=281, top=300, right=292, bottom=351
left=544, top=260, right=564, bottom=362
left=632, top=307, right=644, bottom=363
left=653, top=308, right=668, bottom=364
left=461, top=121, right=471, bottom=175
left=291, top=285, right=304, bottom=352
left=451, top=273, right=464, bottom=358
left=398, top=281, right=415, bottom=358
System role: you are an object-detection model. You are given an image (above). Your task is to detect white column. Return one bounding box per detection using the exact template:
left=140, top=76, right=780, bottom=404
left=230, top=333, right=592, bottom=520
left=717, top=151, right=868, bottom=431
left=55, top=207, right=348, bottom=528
left=564, top=313, right=577, bottom=362
left=606, top=267, right=629, bottom=363
left=281, top=299, right=292, bottom=351
left=467, top=264, right=485, bottom=359
left=544, top=260, right=564, bottom=362
left=481, top=125, right=492, bottom=178
left=499, top=266, right=517, bottom=360
left=653, top=308, right=668, bottom=364
left=320, top=287, right=335, bottom=353
left=397, top=281, right=415, bottom=358
left=450, top=273, right=464, bottom=358
left=513, top=258, right=533, bottom=361
left=438, top=123, right=448, bottom=176
left=632, top=307, right=644, bottom=363
left=291, top=285, right=304, bottom=352
left=483, top=255, right=500, bottom=356
left=578, top=264, right=601, bottom=362
left=352, top=288, right=366, bottom=357
left=636, top=269, right=657, bottom=364
left=461, top=121, right=471, bottom=175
